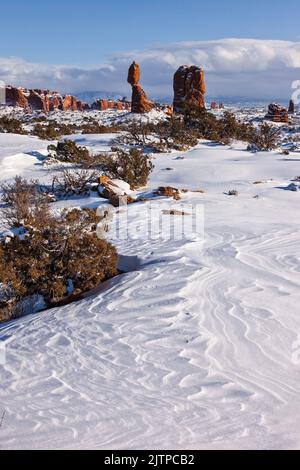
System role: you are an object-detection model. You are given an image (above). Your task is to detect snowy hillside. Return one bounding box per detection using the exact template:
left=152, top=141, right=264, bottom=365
left=1, top=131, right=300, bottom=449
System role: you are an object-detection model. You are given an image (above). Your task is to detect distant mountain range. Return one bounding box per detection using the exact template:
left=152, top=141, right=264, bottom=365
left=76, top=92, right=290, bottom=109
left=75, top=91, right=128, bottom=105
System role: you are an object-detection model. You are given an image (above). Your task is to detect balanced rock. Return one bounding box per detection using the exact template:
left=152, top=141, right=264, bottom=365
left=127, top=61, right=153, bottom=114
left=265, top=103, right=289, bottom=123
left=127, top=61, right=141, bottom=86
left=173, top=65, right=206, bottom=113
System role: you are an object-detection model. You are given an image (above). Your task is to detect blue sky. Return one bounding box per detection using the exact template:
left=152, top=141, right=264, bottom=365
left=1, top=1, right=300, bottom=99
left=1, top=0, right=300, bottom=65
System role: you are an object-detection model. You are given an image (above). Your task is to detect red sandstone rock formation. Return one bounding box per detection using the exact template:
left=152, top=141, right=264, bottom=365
left=265, top=103, right=289, bottom=123
left=127, top=61, right=141, bottom=87
left=115, top=102, right=124, bottom=111
left=161, top=105, right=173, bottom=116
left=91, top=99, right=108, bottom=111
left=76, top=101, right=90, bottom=111
left=62, top=95, right=78, bottom=112
left=91, top=99, right=130, bottom=111
left=28, top=90, right=50, bottom=112
left=49, top=95, right=62, bottom=111
left=4, top=85, right=128, bottom=114
left=173, top=65, right=206, bottom=113
left=127, top=61, right=153, bottom=114
left=5, top=87, right=29, bottom=108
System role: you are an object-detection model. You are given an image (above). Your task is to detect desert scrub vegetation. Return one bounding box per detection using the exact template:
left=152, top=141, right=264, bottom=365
left=116, top=118, right=198, bottom=152
left=47, top=141, right=153, bottom=191
left=1, top=177, right=51, bottom=227
left=0, top=177, right=118, bottom=323
left=47, top=140, right=92, bottom=165
left=0, top=116, right=26, bottom=134
left=114, top=121, right=155, bottom=148
left=182, top=104, right=281, bottom=149
left=51, top=167, right=99, bottom=198
left=117, top=106, right=280, bottom=152
left=153, top=117, right=198, bottom=151
left=32, top=122, right=78, bottom=140
left=79, top=120, right=121, bottom=134
left=247, top=123, right=281, bottom=151
left=96, top=147, right=154, bottom=189
left=183, top=106, right=255, bottom=143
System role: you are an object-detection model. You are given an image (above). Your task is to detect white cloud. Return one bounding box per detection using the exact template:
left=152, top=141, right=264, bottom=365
left=0, top=38, right=300, bottom=100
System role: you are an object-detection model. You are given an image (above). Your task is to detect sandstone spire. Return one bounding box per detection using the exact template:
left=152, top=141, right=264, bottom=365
left=173, top=65, right=206, bottom=113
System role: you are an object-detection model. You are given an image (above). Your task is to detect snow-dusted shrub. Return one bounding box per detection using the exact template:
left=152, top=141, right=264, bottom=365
left=183, top=105, right=221, bottom=141
left=97, top=147, right=154, bottom=189
left=79, top=121, right=121, bottom=135
left=47, top=140, right=91, bottom=165
left=0, top=116, right=26, bottom=135
left=52, top=167, right=98, bottom=198
left=247, top=123, right=281, bottom=151
left=183, top=105, right=255, bottom=144
left=153, top=117, right=198, bottom=151
left=114, top=121, right=155, bottom=148
left=33, top=122, right=76, bottom=140
left=0, top=207, right=118, bottom=322
left=1, top=177, right=49, bottom=227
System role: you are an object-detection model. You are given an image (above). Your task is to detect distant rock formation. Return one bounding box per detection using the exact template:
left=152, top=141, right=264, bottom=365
left=76, top=101, right=90, bottom=111
left=288, top=99, right=295, bottom=115
left=28, top=90, right=50, bottom=112
left=4, top=85, right=130, bottom=114
left=91, top=99, right=131, bottom=111
left=49, top=95, right=63, bottom=112
left=164, top=105, right=173, bottom=116
left=173, top=65, right=206, bottom=113
left=4, top=86, right=91, bottom=113
left=5, top=86, right=29, bottom=109
left=265, top=103, right=289, bottom=123
left=127, top=61, right=153, bottom=113
left=62, top=95, right=78, bottom=112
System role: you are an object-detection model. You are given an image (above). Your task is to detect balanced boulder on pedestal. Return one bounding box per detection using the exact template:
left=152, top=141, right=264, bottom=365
left=127, top=61, right=153, bottom=114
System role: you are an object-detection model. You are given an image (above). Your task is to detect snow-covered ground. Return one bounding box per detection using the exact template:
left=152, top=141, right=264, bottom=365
left=0, top=105, right=168, bottom=128
left=0, top=124, right=300, bottom=449
left=0, top=134, right=50, bottom=181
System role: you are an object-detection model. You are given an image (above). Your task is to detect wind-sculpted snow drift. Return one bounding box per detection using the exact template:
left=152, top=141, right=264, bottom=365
left=0, top=132, right=300, bottom=450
